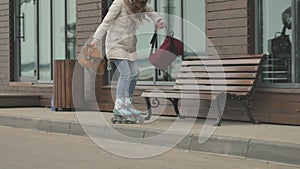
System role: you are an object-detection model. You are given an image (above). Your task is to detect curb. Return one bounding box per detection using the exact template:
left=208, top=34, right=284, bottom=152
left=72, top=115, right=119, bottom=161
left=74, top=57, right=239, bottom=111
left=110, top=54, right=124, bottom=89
left=0, top=114, right=299, bottom=166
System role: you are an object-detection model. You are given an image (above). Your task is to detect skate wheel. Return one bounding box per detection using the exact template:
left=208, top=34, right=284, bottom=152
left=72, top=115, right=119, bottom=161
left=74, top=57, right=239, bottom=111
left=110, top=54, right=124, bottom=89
left=129, top=119, right=137, bottom=124
left=111, top=118, right=117, bottom=124
left=138, top=118, right=145, bottom=123
left=134, top=116, right=144, bottom=123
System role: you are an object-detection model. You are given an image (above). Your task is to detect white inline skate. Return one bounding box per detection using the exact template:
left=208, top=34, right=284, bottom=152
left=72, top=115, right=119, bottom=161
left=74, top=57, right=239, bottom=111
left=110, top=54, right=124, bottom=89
left=125, top=97, right=145, bottom=123
left=111, top=98, right=136, bottom=124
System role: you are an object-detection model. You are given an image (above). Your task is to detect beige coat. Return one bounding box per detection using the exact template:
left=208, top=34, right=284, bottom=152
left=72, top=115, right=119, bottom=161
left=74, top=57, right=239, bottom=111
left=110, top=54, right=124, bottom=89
left=93, top=0, right=161, bottom=61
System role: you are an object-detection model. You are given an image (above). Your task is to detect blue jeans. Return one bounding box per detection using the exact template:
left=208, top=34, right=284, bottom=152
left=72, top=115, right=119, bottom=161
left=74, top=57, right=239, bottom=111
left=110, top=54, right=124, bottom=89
left=113, top=59, right=139, bottom=99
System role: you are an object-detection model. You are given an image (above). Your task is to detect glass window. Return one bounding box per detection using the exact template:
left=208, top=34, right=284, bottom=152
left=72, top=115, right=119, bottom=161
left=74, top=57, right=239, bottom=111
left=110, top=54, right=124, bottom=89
left=183, top=0, right=206, bottom=56
left=119, top=0, right=206, bottom=85
left=19, top=0, right=36, bottom=80
left=53, top=0, right=66, bottom=60
left=156, top=0, right=182, bottom=82
left=135, top=0, right=156, bottom=83
left=67, top=0, right=76, bottom=60
left=38, top=0, right=52, bottom=82
left=260, top=0, right=293, bottom=86
left=14, top=0, right=76, bottom=82
left=295, top=0, right=300, bottom=84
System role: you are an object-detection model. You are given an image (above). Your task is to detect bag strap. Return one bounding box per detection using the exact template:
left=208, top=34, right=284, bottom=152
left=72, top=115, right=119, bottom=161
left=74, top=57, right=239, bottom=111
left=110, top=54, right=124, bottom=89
left=170, top=36, right=176, bottom=54
left=150, top=27, right=175, bottom=54
left=281, top=25, right=286, bottom=36
left=149, top=29, right=158, bottom=54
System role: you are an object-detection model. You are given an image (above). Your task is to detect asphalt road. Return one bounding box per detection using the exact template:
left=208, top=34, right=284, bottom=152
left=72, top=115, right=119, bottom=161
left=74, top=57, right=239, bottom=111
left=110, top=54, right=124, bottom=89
left=0, top=126, right=299, bottom=169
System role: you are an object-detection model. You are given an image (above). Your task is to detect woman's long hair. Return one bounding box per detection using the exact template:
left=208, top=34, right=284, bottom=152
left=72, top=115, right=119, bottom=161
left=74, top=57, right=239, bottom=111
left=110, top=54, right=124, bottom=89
left=124, top=0, right=148, bottom=14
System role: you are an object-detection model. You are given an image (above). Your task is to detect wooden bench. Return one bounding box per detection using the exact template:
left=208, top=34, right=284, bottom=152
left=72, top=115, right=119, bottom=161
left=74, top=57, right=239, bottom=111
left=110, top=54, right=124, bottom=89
left=141, top=54, right=266, bottom=126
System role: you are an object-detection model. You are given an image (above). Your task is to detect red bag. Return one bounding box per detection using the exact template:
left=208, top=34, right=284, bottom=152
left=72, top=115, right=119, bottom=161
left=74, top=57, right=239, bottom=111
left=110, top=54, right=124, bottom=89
left=149, top=29, right=184, bottom=71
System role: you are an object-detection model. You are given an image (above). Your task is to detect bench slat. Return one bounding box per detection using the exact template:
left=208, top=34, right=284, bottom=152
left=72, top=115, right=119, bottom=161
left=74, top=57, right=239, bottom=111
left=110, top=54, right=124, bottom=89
left=181, top=59, right=261, bottom=66
left=184, top=54, right=264, bottom=61
left=141, top=91, right=217, bottom=100
left=176, top=79, right=255, bottom=85
left=174, top=85, right=252, bottom=92
left=143, top=89, right=247, bottom=95
left=177, top=72, right=257, bottom=79
left=180, top=66, right=259, bottom=72
left=142, top=90, right=249, bottom=98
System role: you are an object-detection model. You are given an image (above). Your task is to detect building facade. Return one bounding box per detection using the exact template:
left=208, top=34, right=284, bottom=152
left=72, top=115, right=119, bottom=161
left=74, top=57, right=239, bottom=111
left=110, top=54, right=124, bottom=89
left=0, top=0, right=300, bottom=125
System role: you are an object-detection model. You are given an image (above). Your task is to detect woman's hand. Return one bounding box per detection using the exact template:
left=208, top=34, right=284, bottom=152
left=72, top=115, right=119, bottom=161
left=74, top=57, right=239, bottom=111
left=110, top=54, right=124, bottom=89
left=90, top=39, right=98, bottom=48
left=156, top=19, right=166, bottom=29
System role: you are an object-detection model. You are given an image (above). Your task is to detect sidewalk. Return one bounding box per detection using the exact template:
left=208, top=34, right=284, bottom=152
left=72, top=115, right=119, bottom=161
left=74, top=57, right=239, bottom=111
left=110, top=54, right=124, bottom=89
left=0, top=108, right=299, bottom=166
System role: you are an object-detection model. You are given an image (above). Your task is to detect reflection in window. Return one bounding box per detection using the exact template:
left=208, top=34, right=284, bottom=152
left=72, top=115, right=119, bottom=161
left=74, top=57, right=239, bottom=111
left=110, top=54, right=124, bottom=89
left=67, top=0, right=76, bottom=60
left=261, top=0, right=292, bottom=84
left=53, top=0, right=66, bottom=60
left=295, top=0, right=300, bottom=83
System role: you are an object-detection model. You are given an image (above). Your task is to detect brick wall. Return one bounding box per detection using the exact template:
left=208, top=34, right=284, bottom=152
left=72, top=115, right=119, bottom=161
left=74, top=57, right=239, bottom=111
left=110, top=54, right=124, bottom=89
left=206, top=0, right=250, bottom=56
left=76, top=0, right=103, bottom=52
left=0, top=0, right=10, bottom=88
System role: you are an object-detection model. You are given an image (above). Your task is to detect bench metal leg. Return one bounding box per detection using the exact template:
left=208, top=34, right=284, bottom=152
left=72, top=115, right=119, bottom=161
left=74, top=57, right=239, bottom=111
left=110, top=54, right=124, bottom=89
left=243, top=98, right=259, bottom=124
left=212, top=93, right=227, bottom=126
left=212, top=100, right=223, bottom=126
left=167, top=98, right=185, bottom=119
left=144, top=97, right=152, bottom=120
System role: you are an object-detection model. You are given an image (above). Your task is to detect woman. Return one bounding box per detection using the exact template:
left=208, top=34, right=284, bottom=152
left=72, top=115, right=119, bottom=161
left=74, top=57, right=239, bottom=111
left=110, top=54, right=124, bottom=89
left=91, top=0, right=165, bottom=123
